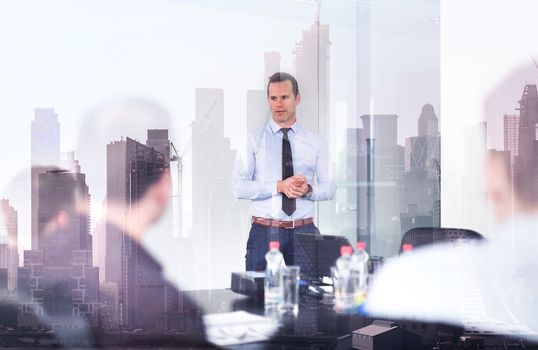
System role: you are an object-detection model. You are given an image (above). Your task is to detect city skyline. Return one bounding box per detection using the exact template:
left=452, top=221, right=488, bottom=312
left=0, top=1, right=439, bottom=227
left=3, top=98, right=444, bottom=268
left=1, top=0, right=538, bottom=346
left=4, top=97, right=443, bottom=261
left=0, top=10, right=443, bottom=334
left=0, top=95, right=445, bottom=333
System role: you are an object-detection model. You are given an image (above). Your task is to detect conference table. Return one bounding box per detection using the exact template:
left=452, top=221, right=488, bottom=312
left=182, top=288, right=470, bottom=350
left=184, top=288, right=538, bottom=350
left=187, top=288, right=368, bottom=349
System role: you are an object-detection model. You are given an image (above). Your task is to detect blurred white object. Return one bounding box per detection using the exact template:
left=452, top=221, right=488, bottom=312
left=204, top=311, right=279, bottom=346
left=366, top=215, right=538, bottom=340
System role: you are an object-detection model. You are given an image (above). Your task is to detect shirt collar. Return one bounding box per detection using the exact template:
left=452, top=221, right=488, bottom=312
left=268, top=118, right=300, bottom=135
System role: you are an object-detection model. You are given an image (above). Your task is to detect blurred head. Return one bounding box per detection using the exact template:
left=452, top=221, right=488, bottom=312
left=484, top=65, right=538, bottom=221
left=77, top=97, right=173, bottom=216
left=485, top=149, right=538, bottom=221
left=131, top=169, right=172, bottom=227
left=76, top=97, right=174, bottom=238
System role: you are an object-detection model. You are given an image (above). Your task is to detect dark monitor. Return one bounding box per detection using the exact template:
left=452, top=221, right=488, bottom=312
left=292, top=233, right=351, bottom=280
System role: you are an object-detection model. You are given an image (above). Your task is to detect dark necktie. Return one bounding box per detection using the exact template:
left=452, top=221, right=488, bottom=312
left=281, top=128, right=296, bottom=216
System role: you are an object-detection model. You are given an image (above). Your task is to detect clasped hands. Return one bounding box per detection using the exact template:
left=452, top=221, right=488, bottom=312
left=277, top=175, right=309, bottom=199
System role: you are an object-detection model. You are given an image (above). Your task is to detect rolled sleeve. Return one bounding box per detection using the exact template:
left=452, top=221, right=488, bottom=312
left=232, top=134, right=278, bottom=201
left=309, top=136, right=336, bottom=201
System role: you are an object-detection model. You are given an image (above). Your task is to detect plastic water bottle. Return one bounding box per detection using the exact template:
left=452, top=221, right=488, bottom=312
left=334, top=245, right=355, bottom=311
left=351, top=241, right=369, bottom=304
left=265, top=241, right=285, bottom=310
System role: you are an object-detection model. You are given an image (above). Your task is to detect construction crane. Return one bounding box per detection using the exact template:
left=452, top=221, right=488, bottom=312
left=170, top=141, right=182, bottom=239
left=169, top=100, right=219, bottom=239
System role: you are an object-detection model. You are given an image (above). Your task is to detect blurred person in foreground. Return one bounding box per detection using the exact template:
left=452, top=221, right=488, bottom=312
left=366, top=73, right=538, bottom=340
left=78, top=97, right=207, bottom=345
left=2, top=166, right=207, bottom=347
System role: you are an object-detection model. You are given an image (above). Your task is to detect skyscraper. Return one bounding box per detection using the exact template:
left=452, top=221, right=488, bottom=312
left=92, top=211, right=106, bottom=282
left=503, top=114, right=519, bottom=166
left=246, top=90, right=269, bottom=134
left=340, top=128, right=365, bottom=244
left=60, top=151, right=81, bottom=173
left=31, top=108, right=60, bottom=250
left=461, top=122, right=488, bottom=233
left=516, top=84, right=538, bottom=162
left=38, top=171, right=91, bottom=263
left=146, top=129, right=171, bottom=166
left=264, top=51, right=281, bottom=80
left=192, top=88, right=244, bottom=289
left=514, top=84, right=538, bottom=201
left=19, top=168, right=99, bottom=329
left=402, top=104, right=441, bottom=230
left=402, top=125, right=440, bottom=232
left=0, top=199, right=18, bottom=291
left=417, top=103, right=439, bottom=137
left=294, top=22, right=330, bottom=138
left=191, top=88, right=225, bottom=289
left=31, top=108, right=60, bottom=167
left=247, top=51, right=281, bottom=134
left=105, top=137, right=169, bottom=329
left=358, top=114, right=404, bottom=256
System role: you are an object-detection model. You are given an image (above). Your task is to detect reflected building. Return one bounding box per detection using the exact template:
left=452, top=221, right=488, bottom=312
left=0, top=199, right=18, bottom=291
left=418, top=103, right=439, bottom=137
left=248, top=51, right=281, bottom=134
left=93, top=212, right=106, bottom=282
left=60, top=151, right=81, bottom=173
left=461, top=122, right=488, bottom=233
left=294, top=22, right=330, bottom=139
left=31, top=108, right=60, bottom=250
left=401, top=104, right=441, bottom=234
left=145, top=128, right=178, bottom=257
left=246, top=90, right=269, bottom=134
left=106, top=137, right=173, bottom=330
left=294, top=22, right=335, bottom=234
left=18, top=169, right=99, bottom=329
left=503, top=114, right=519, bottom=167
left=264, top=51, right=281, bottom=80
left=17, top=250, right=43, bottom=327
left=98, top=281, right=118, bottom=330
left=358, top=115, right=404, bottom=257
left=147, top=129, right=171, bottom=166
left=37, top=171, right=91, bottom=257
left=192, top=88, right=245, bottom=289
left=340, top=128, right=365, bottom=245
left=514, top=84, right=538, bottom=201
left=31, top=108, right=60, bottom=167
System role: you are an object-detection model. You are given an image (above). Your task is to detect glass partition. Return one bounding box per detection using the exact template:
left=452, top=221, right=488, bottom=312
left=0, top=0, right=441, bottom=340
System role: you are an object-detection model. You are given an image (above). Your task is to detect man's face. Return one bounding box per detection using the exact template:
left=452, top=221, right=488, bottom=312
left=268, top=80, right=300, bottom=127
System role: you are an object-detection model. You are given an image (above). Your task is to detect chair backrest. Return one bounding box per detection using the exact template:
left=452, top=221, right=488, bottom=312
left=399, top=227, right=484, bottom=254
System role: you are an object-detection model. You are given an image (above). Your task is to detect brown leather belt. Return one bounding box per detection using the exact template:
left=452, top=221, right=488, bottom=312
left=251, top=216, right=314, bottom=229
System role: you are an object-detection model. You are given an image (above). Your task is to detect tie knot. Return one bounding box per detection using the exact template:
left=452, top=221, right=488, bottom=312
left=281, top=128, right=290, bottom=137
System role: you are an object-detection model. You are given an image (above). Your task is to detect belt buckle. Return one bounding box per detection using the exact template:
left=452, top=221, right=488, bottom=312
left=285, top=220, right=295, bottom=229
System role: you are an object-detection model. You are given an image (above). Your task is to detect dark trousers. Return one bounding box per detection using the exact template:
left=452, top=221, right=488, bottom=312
left=245, top=223, right=320, bottom=271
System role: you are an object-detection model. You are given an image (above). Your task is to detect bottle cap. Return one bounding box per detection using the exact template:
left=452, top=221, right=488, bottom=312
left=340, top=245, right=353, bottom=256
left=269, top=241, right=280, bottom=250
left=356, top=241, right=366, bottom=251
left=402, top=243, right=413, bottom=252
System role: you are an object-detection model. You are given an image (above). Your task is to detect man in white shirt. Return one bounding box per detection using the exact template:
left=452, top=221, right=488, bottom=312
left=366, top=150, right=538, bottom=339
left=233, top=72, right=336, bottom=271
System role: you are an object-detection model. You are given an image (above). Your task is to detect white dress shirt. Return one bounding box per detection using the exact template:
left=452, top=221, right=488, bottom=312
left=232, top=119, right=336, bottom=220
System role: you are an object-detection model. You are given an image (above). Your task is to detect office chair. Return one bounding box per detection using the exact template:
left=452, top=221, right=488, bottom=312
left=399, top=227, right=484, bottom=254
